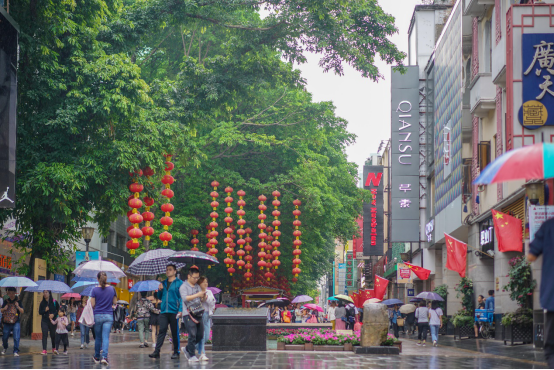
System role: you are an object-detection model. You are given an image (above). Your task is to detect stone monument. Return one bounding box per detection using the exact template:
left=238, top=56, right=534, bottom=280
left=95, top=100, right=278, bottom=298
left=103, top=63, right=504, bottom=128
left=355, top=302, right=399, bottom=355
left=212, top=307, right=268, bottom=351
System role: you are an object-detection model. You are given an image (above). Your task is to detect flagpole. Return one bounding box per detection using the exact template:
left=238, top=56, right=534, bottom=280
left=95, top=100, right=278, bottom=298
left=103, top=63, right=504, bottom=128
left=465, top=243, right=493, bottom=258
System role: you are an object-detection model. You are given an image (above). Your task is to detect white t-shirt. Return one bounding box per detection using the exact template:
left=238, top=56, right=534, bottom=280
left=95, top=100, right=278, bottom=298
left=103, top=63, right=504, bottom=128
left=429, top=308, right=443, bottom=326
left=415, top=307, right=429, bottom=323
left=327, top=306, right=336, bottom=321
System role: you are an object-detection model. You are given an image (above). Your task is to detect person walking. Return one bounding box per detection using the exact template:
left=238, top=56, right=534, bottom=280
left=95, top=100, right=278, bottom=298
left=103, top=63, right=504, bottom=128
left=327, top=301, right=337, bottom=330
left=428, top=301, right=443, bottom=347
left=334, top=303, right=346, bottom=331
left=1, top=288, right=23, bottom=357
left=136, top=292, right=158, bottom=348
left=149, top=264, right=183, bottom=360
left=50, top=306, right=69, bottom=355
left=294, top=304, right=303, bottom=324
left=149, top=296, right=161, bottom=347
left=90, top=271, right=117, bottom=366
left=485, top=290, right=495, bottom=311
left=195, top=276, right=215, bottom=362
left=38, top=290, right=59, bottom=355
left=68, top=297, right=78, bottom=337
left=415, top=301, right=429, bottom=346
left=179, top=267, right=205, bottom=362
left=528, top=218, right=554, bottom=369
left=77, top=296, right=90, bottom=349
left=113, top=303, right=125, bottom=333
left=474, top=295, right=485, bottom=337
left=282, top=306, right=292, bottom=323
left=405, top=310, right=416, bottom=335
left=390, top=305, right=401, bottom=338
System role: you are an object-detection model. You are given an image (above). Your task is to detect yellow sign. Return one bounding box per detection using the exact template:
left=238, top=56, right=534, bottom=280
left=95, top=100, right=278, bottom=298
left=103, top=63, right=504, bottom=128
left=522, top=100, right=548, bottom=127
left=32, top=258, right=47, bottom=339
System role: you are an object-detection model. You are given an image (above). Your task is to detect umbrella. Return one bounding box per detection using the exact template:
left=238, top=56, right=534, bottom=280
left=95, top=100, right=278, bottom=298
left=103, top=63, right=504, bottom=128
left=72, top=276, right=120, bottom=284
left=328, top=297, right=338, bottom=301
left=257, top=302, right=266, bottom=307
left=266, top=299, right=288, bottom=307
left=416, top=292, right=444, bottom=301
left=409, top=297, right=422, bottom=303
left=71, top=281, right=97, bottom=293
left=215, top=304, right=227, bottom=308
left=292, top=295, right=313, bottom=304
left=304, top=303, right=323, bottom=312
left=207, top=287, right=221, bottom=295
left=399, top=304, right=417, bottom=314
left=117, top=300, right=129, bottom=305
left=61, top=293, right=81, bottom=300
left=80, top=285, right=97, bottom=297
left=277, top=297, right=290, bottom=303
left=168, top=250, right=219, bottom=268
left=129, top=280, right=161, bottom=292
left=73, top=260, right=126, bottom=279
left=474, top=142, right=554, bottom=185
left=332, top=294, right=354, bottom=304
left=365, top=298, right=382, bottom=304
left=382, top=299, right=404, bottom=307
left=128, top=249, right=186, bottom=276
left=24, top=280, right=72, bottom=294
left=0, top=276, right=38, bottom=288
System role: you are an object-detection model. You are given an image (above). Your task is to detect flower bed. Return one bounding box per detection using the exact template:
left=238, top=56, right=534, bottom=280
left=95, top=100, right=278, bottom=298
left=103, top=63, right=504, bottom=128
left=277, top=329, right=360, bottom=347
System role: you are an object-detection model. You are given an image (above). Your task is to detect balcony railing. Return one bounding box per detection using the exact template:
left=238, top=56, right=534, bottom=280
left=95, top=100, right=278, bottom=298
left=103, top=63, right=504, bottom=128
left=470, top=73, right=496, bottom=117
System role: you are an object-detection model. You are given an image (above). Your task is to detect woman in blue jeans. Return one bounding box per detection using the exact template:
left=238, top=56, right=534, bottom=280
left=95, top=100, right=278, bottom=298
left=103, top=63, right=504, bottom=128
left=76, top=296, right=90, bottom=349
left=195, top=277, right=215, bottom=361
left=90, top=272, right=117, bottom=365
left=428, top=302, right=444, bottom=347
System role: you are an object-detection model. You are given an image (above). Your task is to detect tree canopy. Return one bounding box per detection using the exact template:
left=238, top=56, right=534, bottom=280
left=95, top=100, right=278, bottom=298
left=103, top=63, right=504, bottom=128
left=2, top=0, right=404, bottom=298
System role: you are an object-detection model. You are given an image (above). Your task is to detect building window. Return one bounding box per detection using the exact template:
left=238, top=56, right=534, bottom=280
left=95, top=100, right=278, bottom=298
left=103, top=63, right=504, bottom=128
left=462, top=158, right=472, bottom=203
left=483, top=20, right=492, bottom=73
left=478, top=141, right=491, bottom=171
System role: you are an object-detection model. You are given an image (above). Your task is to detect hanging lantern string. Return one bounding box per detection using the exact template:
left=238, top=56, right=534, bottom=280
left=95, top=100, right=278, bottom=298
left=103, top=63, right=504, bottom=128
left=159, top=154, right=174, bottom=246
left=224, top=187, right=235, bottom=276
left=208, top=181, right=220, bottom=269
left=127, top=170, right=144, bottom=255
left=271, top=191, right=281, bottom=271
left=292, top=199, right=302, bottom=281
left=236, top=190, right=246, bottom=271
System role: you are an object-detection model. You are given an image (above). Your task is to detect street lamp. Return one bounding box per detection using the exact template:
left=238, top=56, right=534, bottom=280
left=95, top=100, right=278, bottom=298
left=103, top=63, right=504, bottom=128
left=525, top=182, right=542, bottom=205
left=81, top=226, right=95, bottom=252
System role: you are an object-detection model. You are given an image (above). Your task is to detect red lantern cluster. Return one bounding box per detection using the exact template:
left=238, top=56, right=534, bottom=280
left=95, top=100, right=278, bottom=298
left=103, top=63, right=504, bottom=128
left=190, top=230, right=199, bottom=251
left=271, top=191, right=281, bottom=270
left=207, top=181, right=220, bottom=265
left=159, top=154, right=174, bottom=246
left=224, top=187, right=236, bottom=276
left=236, top=190, right=246, bottom=271
left=244, top=227, right=253, bottom=280
left=126, top=171, right=143, bottom=255
left=292, top=199, right=302, bottom=280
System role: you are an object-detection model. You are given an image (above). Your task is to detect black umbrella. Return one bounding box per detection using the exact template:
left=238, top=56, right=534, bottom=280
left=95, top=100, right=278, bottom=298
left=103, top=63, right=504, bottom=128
left=266, top=299, right=289, bottom=307
left=168, top=250, right=219, bottom=269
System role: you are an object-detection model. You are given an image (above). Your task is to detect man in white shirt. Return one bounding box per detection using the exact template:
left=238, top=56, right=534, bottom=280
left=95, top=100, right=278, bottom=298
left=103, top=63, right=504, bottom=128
left=327, top=301, right=337, bottom=330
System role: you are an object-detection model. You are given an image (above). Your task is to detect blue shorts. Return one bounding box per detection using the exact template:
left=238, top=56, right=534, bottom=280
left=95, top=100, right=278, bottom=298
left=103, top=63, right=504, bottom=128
left=70, top=313, right=77, bottom=322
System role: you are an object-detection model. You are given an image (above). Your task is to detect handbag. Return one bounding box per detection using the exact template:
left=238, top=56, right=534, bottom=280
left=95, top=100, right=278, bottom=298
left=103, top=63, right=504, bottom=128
left=188, top=300, right=204, bottom=319
left=396, top=317, right=405, bottom=326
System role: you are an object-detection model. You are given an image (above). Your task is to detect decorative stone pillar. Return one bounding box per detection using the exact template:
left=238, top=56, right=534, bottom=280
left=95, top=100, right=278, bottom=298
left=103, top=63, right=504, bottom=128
left=360, top=302, right=389, bottom=347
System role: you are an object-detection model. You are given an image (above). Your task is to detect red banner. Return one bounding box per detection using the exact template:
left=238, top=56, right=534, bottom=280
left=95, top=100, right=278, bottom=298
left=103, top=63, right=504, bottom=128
left=353, top=216, right=363, bottom=258
left=127, top=279, right=134, bottom=290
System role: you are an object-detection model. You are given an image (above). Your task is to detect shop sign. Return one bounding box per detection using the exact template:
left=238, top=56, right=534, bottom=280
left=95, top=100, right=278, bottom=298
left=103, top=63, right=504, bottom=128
left=529, top=205, right=554, bottom=242
left=0, top=254, right=12, bottom=270
left=519, top=34, right=554, bottom=129
left=54, top=274, right=64, bottom=282
left=363, top=166, right=384, bottom=256
left=407, top=288, right=415, bottom=297
left=480, top=226, right=494, bottom=246
left=425, top=219, right=434, bottom=242
left=391, top=66, right=420, bottom=242
left=128, top=279, right=133, bottom=290
left=75, top=251, right=100, bottom=268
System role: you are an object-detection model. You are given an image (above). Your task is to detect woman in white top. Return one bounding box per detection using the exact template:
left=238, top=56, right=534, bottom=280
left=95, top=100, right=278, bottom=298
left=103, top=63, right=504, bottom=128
left=196, top=276, right=215, bottom=361
left=294, top=304, right=302, bottom=324
left=414, top=301, right=430, bottom=346
left=428, top=301, right=443, bottom=347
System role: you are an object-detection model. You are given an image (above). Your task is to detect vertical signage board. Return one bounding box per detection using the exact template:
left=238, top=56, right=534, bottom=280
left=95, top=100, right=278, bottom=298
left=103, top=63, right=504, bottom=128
left=391, top=66, right=420, bottom=242
left=363, top=166, right=384, bottom=256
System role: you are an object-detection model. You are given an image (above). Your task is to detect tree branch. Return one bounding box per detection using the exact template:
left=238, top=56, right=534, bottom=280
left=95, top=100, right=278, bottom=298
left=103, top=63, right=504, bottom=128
left=139, top=31, right=173, bottom=66
left=183, top=13, right=287, bottom=31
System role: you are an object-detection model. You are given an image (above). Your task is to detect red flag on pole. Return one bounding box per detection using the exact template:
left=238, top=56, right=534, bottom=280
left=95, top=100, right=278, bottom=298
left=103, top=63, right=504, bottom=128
left=492, top=210, right=523, bottom=252
left=444, top=233, right=467, bottom=278
left=404, top=262, right=431, bottom=280
left=351, top=292, right=360, bottom=308
left=374, top=275, right=389, bottom=300
left=359, top=289, right=374, bottom=305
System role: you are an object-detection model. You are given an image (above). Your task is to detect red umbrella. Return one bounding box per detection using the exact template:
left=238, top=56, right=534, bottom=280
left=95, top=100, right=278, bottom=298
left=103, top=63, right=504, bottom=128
left=304, top=303, right=323, bottom=312
left=61, top=293, right=81, bottom=300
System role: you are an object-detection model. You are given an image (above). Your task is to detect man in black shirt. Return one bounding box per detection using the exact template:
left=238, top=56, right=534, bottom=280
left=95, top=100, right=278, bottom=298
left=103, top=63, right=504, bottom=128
left=1, top=288, right=24, bottom=356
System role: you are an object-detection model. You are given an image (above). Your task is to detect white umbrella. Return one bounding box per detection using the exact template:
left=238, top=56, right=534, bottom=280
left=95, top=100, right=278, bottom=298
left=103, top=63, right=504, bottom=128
left=73, top=259, right=126, bottom=279
left=399, top=304, right=417, bottom=314
left=0, top=276, right=38, bottom=288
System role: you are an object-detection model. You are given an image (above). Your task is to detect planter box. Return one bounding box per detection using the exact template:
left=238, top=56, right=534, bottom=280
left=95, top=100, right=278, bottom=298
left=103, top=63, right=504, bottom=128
left=393, top=342, right=402, bottom=353
left=205, top=344, right=212, bottom=351
left=277, top=342, right=286, bottom=351
left=454, top=326, right=475, bottom=340
left=343, top=343, right=353, bottom=352
left=267, top=335, right=280, bottom=340
left=305, top=343, right=314, bottom=351
left=284, top=344, right=305, bottom=351
left=313, top=345, right=344, bottom=352
left=503, top=324, right=533, bottom=346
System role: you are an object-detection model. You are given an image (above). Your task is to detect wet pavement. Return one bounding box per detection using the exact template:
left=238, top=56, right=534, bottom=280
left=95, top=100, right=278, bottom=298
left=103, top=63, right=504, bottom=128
left=0, top=331, right=548, bottom=368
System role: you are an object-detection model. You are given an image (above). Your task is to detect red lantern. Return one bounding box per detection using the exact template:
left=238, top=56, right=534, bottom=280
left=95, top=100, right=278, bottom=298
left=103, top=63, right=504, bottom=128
left=161, top=189, right=174, bottom=198
left=161, top=175, right=174, bottom=185
left=227, top=267, right=235, bottom=275
left=292, top=267, right=301, bottom=276
left=129, top=183, right=144, bottom=193
left=272, top=260, right=281, bottom=268
left=126, top=240, right=139, bottom=250
left=128, top=228, right=143, bottom=239
left=128, top=213, right=143, bottom=224
left=142, top=211, right=155, bottom=222
left=144, top=167, right=155, bottom=177
left=128, top=198, right=142, bottom=209
left=293, top=249, right=302, bottom=256
left=159, top=231, right=172, bottom=244
left=141, top=226, right=154, bottom=237
left=160, top=216, right=173, bottom=226
left=293, top=258, right=301, bottom=265
left=165, top=161, right=175, bottom=171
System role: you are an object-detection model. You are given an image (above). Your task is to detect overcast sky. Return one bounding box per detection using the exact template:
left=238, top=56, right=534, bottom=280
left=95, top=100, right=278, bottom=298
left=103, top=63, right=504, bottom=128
left=289, top=1, right=417, bottom=180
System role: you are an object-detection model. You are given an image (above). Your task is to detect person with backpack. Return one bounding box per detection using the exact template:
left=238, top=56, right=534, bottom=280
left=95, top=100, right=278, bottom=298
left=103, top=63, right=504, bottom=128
left=1, top=287, right=23, bottom=356
left=345, top=303, right=356, bottom=329
left=178, top=266, right=205, bottom=363
left=136, top=292, right=159, bottom=348
left=38, top=290, right=59, bottom=354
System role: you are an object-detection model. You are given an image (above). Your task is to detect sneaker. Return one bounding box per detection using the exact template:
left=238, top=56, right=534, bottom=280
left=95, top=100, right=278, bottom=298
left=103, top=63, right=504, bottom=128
left=182, top=348, right=190, bottom=360
left=71, top=333, right=75, bottom=337
left=42, top=350, right=47, bottom=355
left=171, top=353, right=180, bottom=359
left=93, top=356, right=101, bottom=364
left=101, top=357, right=109, bottom=365
left=1, top=349, right=5, bottom=355
left=148, top=352, right=160, bottom=359
left=422, top=342, right=426, bottom=347
left=139, top=344, right=145, bottom=348
left=80, top=344, right=84, bottom=349
left=54, top=349, right=59, bottom=355
left=64, top=351, right=68, bottom=355
left=189, top=356, right=199, bottom=362
left=416, top=342, right=422, bottom=346
left=13, top=352, right=19, bottom=357
left=144, top=343, right=149, bottom=348
left=200, top=354, right=209, bottom=362
left=433, top=340, right=437, bottom=347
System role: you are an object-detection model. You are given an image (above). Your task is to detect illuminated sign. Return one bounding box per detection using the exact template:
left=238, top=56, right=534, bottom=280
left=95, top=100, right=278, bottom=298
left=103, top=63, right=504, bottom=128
left=480, top=226, right=494, bottom=246
left=363, top=166, right=384, bottom=256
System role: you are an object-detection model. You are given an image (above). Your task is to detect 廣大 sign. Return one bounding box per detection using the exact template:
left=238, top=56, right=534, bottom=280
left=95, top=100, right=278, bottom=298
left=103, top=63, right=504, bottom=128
left=363, top=166, right=384, bottom=256
left=390, top=66, right=420, bottom=242
left=519, top=34, right=554, bottom=129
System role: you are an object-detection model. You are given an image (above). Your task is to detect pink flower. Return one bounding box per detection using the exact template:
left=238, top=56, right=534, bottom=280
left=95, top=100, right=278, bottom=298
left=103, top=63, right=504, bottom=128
left=527, top=293, right=533, bottom=296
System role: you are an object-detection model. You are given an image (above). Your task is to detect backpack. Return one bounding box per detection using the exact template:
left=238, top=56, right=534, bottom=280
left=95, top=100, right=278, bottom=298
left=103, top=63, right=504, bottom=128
left=346, top=306, right=355, bottom=317
left=2, top=301, right=18, bottom=324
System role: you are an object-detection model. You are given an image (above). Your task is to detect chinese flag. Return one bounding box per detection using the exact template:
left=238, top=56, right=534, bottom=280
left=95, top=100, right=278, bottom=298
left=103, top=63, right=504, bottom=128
left=374, top=275, right=390, bottom=300
left=351, top=292, right=360, bottom=308
left=444, top=233, right=467, bottom=278
left=404, top=262, right=431, bottom=280
left=359, top=289, right=374, bottom=305
left=492, top=210, right=523, bottom=252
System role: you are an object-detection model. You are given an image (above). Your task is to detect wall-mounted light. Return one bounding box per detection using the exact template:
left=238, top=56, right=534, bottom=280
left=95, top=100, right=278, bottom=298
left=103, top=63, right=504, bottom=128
left=525, top=182, right=542, bottom=205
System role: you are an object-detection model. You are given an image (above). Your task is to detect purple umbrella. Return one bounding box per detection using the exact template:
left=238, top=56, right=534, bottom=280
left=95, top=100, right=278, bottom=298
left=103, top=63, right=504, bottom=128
left=416, top=292, right=444, bottom=301
left=291, top=295, right=313, bottom=304
left=208, top=287, right=221, bottom=295
left=409, top=297, right=423, bottom=303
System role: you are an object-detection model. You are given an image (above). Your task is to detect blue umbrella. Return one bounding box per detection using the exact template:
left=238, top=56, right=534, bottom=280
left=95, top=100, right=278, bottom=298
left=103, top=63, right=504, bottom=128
left=79, top=285, right=97, bottom=297
left=382, top=299, right=404, bottom=307
left=24, top=280, right=72, bottom=294
left=129, top=280, right=161, bottom=292
left=0, top=276, right=38, bottom=288
left=416, top=292, right=444, bottom=301
left=328, top=297, right=338, bottom=301
left=71, top=281, right=97, bottom=293
left=71, top=276, right=120, bottom=284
